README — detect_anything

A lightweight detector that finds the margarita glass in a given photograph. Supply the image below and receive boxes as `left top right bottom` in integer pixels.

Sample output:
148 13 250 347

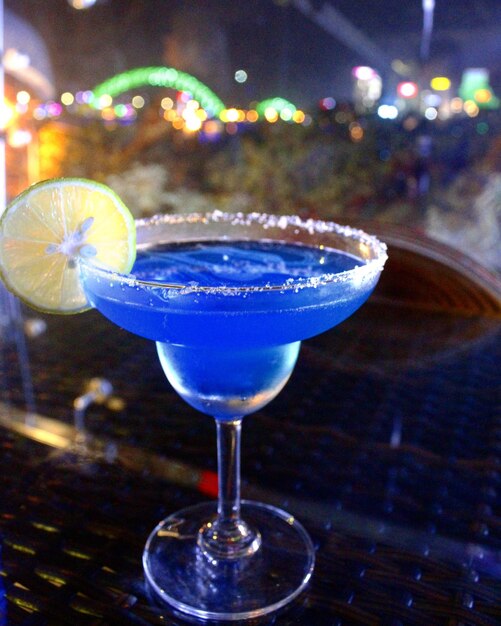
80 211 387 621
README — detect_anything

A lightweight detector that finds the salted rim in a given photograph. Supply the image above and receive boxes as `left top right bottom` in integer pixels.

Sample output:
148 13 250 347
80 211 388 294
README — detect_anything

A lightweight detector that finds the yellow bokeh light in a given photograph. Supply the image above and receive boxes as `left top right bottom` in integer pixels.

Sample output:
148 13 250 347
264 107 278 123
293 110 305 123
164 109 177 121
474 88 492 104
464 100 479 117
100 107 115 121
131 95 145 109
430 76 451 91
225 108 239 123
61 92 74 106
184 116 202 132
98 94 113 109
161 97 174 110
0 100 16 130
172 117 184 130
280 108 293 121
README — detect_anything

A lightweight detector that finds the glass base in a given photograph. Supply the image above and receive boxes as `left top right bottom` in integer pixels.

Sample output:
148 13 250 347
143 500 315 622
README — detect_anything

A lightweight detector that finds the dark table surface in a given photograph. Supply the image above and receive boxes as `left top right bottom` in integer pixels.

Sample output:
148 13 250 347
0 228 500 625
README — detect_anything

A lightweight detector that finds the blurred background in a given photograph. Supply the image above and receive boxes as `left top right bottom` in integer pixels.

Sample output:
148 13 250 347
2 0 501 272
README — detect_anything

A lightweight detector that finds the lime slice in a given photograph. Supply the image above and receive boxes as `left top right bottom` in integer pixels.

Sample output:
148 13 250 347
0 177 136 314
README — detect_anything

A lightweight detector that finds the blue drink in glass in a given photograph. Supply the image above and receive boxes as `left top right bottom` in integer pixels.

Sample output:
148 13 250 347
81 212 387 621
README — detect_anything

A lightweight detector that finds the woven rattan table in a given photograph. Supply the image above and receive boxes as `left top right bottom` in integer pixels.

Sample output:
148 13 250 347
0 227 500 625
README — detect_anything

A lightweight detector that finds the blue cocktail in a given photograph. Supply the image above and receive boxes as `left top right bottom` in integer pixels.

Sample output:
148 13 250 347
81 211 387 621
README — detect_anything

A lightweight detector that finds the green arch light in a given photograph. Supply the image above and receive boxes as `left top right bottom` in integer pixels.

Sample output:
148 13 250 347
256 97 298 120
91 66 226 116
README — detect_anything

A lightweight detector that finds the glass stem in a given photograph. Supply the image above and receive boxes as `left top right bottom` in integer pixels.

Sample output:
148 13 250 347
197 418 261 560
217 418 242 522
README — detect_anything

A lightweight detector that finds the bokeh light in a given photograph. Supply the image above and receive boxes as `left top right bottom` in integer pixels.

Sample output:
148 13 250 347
320 97 336 110
61 92 74 106
234 70 248 83
0 101 16 129
397 82 418 98
424 107 438 120
430 77 451 91
68 0 97 8
378 104 398 119
8 129 32 148
352 66 376 81
161 97 174 110
474 88 492 104
464 100 479 117
98 94 113 109
132 95 145 109
16 91 31 106
349 122 364 141
264 107 279 123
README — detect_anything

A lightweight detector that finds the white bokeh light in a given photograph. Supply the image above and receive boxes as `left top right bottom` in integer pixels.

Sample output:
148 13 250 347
234 69 248 83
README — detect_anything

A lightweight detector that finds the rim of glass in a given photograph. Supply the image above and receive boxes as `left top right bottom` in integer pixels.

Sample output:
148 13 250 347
81 211 388 293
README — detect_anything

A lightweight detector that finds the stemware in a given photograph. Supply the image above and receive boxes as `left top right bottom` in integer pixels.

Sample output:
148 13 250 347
80 211 387 621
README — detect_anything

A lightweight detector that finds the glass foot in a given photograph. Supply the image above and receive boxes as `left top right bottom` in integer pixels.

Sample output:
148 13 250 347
143 500 315 621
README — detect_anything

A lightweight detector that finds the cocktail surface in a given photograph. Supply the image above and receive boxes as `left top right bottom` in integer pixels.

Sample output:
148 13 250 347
132 240 359 287
82 239 376 347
